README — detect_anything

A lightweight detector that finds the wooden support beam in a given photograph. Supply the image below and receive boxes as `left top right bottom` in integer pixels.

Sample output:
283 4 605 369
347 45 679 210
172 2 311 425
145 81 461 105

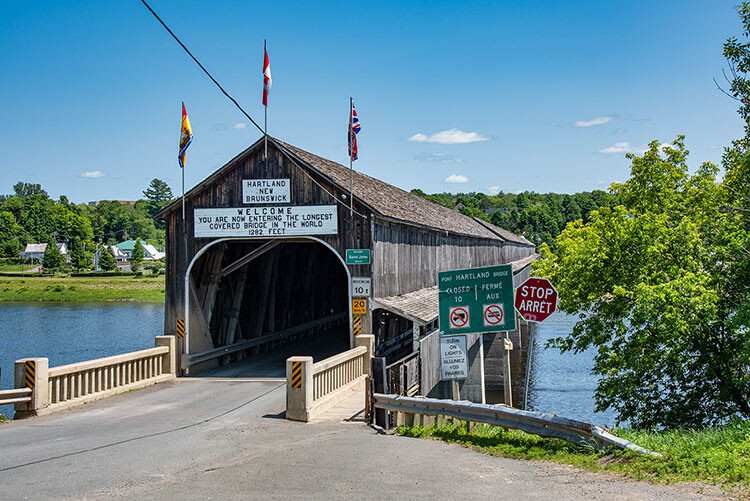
251 252 276 339
220 240 281 278
224 267 249 346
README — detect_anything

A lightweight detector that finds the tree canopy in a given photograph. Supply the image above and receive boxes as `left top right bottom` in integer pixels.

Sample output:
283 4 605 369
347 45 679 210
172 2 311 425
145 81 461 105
534 5 750 428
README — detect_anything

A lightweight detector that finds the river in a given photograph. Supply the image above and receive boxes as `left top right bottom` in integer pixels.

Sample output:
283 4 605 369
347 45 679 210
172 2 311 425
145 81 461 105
0 304 616 426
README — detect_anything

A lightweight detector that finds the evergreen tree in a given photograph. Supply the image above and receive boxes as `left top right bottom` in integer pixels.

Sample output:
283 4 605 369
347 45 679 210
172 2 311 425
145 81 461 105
42 237 64 271
131 238 144 270
98 246 116 271
69 237 89 270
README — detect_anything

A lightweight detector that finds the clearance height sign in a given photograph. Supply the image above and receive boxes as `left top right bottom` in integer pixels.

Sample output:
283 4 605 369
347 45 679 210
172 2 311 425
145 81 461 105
438 264 516 336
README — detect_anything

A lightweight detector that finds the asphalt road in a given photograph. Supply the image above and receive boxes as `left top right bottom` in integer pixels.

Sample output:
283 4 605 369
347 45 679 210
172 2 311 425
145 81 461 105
0 377 722 500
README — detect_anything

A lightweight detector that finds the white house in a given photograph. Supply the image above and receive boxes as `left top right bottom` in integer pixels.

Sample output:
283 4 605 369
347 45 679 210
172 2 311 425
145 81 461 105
19 243 71 264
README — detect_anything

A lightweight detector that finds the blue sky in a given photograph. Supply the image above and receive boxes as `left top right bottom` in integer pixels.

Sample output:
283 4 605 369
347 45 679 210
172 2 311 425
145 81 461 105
0 1 744 202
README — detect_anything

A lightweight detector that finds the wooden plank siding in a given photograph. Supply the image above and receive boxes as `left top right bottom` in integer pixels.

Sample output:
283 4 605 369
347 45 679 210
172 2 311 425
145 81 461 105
162 141 372 337
372 220 534 298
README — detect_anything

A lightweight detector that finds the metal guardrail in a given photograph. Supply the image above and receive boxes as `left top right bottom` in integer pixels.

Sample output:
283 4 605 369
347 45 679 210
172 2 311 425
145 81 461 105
0 388 32 405
373 394 660 456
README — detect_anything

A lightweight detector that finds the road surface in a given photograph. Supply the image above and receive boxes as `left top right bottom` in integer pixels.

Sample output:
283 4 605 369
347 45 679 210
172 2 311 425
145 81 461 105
0 377 721 500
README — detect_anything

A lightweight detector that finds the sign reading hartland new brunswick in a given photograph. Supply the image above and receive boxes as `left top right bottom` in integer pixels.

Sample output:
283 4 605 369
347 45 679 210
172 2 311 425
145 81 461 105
194 206 337 238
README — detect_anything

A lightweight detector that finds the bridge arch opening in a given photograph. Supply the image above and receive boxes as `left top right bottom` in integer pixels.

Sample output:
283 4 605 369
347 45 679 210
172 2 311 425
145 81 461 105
183 237 352 376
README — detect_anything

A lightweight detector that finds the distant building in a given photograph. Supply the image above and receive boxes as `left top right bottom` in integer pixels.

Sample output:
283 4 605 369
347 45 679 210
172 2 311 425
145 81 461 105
93 245 129 271
87 200 138 206
19 243 71 264
113 240 165 260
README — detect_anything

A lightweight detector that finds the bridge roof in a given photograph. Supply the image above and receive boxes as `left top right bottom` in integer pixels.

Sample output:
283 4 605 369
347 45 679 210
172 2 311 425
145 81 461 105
157 136 532 245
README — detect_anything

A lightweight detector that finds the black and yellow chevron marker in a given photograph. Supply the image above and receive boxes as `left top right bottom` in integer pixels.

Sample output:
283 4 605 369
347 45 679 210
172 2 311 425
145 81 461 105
291 361 302 389
24 360 35 389
176 318 185 339
353 316 362 336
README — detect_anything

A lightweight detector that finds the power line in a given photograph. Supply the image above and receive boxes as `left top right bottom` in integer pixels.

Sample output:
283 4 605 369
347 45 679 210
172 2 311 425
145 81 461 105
139 0 367 219
139 0 264 135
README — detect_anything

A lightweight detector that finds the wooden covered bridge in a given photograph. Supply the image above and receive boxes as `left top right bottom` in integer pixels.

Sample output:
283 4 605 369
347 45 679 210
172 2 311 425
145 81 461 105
157 136 536 399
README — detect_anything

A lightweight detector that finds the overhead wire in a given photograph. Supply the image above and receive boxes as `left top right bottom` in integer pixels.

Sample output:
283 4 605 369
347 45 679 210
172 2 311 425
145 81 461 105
139 0 367 219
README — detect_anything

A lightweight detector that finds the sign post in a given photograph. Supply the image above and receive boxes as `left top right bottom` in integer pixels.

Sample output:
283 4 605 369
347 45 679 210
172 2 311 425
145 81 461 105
514 277 558 410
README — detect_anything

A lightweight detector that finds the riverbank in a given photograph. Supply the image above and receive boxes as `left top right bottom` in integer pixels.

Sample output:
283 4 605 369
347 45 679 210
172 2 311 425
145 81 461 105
397 421 750 498
0 275 165 302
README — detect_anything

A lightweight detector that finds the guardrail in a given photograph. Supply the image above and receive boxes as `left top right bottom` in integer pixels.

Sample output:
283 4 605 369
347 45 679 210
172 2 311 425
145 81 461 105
286 334 374 422
373 394 659 456
12 336 177 419
0 388 32 405
182 312 347 370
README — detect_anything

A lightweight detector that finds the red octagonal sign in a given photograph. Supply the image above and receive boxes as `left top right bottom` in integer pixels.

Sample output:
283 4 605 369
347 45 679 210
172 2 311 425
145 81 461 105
514 277 558 323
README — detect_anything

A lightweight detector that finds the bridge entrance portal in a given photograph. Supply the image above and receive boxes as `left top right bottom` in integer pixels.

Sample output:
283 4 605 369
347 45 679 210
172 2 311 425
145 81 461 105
182 237 351 377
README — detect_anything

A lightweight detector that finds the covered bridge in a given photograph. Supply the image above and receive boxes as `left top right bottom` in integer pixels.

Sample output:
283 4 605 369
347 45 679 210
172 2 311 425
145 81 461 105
157 136 536 380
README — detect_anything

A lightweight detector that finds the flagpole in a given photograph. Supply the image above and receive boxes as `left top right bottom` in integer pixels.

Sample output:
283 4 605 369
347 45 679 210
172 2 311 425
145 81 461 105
264 40 268 161
181 102 186 223
349 96 353 222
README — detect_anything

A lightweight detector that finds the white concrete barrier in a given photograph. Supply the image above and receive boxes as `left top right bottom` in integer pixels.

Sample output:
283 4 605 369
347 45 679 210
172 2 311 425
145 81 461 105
287 334 373 422
14 336 177 418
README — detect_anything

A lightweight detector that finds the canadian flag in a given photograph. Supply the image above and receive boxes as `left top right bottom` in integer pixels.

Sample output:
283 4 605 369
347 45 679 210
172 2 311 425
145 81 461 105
263 42 272 106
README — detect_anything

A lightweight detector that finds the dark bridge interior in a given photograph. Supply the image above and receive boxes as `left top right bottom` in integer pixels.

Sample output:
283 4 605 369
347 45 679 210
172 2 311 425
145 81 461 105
189 239 350 377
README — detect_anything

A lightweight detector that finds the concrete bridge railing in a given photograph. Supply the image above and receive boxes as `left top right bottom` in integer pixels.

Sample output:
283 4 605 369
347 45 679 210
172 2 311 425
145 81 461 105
286 335 374 422
13 336 177 418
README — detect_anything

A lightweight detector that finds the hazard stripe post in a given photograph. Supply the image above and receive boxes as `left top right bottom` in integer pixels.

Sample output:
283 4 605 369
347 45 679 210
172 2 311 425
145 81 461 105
353 316 362 336
286 356 313 421
176 318 185 339
14 357 49 418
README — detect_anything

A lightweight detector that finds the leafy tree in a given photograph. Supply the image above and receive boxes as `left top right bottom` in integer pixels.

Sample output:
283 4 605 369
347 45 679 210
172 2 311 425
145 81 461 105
12 182 47 200
42 237 64 271
535 136 750 428
98 246 117 271
69 237 89 270
131 238 144 269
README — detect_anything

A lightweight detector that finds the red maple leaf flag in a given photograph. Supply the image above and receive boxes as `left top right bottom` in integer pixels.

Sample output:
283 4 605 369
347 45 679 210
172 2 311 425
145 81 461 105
263 42 272 106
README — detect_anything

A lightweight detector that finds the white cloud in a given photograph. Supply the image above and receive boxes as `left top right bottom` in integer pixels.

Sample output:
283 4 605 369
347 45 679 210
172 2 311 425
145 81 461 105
408 128 490 144
233 123 248 129
415 152 463 163
80 171 105 178
444 174 469 183
599 142 647 154
488 186 501 195
574 116 613 127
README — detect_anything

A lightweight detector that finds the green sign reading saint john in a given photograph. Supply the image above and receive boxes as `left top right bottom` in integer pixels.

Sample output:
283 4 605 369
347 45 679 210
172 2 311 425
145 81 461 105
438 264 516 336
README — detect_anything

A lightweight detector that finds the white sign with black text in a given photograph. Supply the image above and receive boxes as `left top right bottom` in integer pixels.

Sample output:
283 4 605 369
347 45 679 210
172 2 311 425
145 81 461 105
242 179 290 204
440 335 468 380
351 277 371 297
194 206 338 238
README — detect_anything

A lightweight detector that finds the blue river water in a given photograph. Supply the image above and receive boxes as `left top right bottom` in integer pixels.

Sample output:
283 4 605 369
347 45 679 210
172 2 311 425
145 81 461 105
0 302 163 419
0 304 616 425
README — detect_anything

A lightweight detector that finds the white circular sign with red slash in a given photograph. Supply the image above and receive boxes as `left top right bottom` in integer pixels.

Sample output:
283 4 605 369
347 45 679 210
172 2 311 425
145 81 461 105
483 303 504 327
449 306 470 329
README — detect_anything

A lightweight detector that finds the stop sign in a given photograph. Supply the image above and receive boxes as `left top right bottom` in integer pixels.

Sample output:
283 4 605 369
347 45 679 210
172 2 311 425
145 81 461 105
514 277 558 322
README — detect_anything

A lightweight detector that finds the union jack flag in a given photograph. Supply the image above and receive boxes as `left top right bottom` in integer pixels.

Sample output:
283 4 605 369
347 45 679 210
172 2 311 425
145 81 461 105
348 101 361 161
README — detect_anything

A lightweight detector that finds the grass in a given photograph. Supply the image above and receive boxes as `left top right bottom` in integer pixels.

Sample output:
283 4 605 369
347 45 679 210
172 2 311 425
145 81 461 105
0 264 38 273
0 274 165 302
396 420 750 497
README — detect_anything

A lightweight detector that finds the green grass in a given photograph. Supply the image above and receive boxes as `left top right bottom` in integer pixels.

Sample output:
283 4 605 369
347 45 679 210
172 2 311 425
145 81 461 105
0 275 165 302
0 264 38 273
0 414 6 423
396 420 750 497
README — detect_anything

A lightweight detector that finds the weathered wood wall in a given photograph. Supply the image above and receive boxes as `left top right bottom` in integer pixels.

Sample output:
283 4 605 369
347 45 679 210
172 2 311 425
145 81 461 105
162 144 371 337
372 220 535 298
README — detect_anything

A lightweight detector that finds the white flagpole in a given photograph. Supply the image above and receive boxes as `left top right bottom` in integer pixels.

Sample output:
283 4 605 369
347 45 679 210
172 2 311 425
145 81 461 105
264 40 268 160
349 97 353 221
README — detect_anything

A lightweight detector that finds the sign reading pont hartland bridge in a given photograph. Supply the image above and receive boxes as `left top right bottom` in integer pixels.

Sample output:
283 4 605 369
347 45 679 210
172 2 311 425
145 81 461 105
438 264 516 336
194 205 338 238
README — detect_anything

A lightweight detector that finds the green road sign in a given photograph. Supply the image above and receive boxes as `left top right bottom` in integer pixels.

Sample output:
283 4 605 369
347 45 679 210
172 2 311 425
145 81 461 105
346 249 370 265
438 264 516 335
